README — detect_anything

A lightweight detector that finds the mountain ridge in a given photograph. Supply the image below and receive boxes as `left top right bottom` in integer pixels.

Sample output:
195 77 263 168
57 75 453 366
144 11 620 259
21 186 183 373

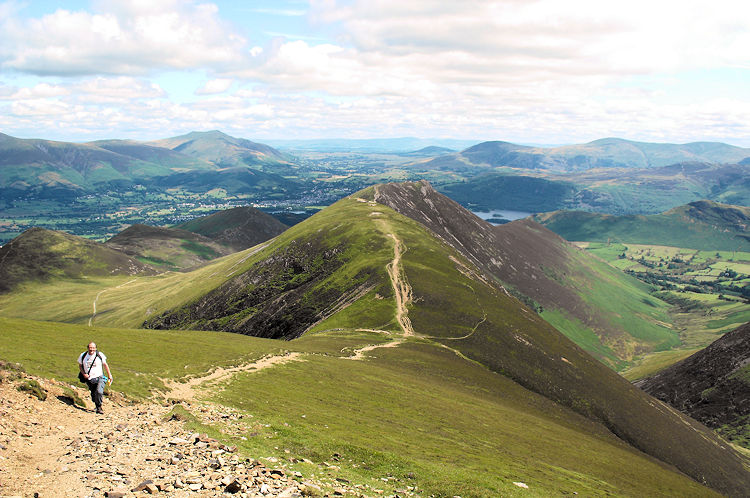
175 206 288 252
0 227 156 293
0 131 297 201
433 137 750 172
534 199 750 251
138 183 749 495
372 180 677 366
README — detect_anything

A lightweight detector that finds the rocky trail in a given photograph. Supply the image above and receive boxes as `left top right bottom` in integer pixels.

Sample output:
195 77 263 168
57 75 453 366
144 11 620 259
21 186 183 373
0 357 376 498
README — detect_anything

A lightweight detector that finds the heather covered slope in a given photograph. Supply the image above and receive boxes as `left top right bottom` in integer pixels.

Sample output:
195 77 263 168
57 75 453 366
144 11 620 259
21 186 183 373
0 227 155 293
535 200 750 251
105 224 234 270
373 181 678 367
637 321 750 448
175 206 288 252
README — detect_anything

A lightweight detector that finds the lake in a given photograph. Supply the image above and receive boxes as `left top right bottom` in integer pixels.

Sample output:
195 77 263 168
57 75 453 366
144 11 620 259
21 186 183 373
471 209 532 224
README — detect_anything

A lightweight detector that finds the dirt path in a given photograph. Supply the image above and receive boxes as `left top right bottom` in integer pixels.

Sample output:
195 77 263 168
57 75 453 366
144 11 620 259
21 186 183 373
162 352 304 402
0 352 315 497
88 278 138 326
385 233 414 337
344 339 405 360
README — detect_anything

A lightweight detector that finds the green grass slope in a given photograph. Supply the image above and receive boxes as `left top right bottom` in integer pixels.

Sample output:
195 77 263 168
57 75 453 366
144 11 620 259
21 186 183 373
0 227 155 293
0 185 748 494
0 318 726 496
104 224 233 270
148 187 749 495
535 200 750 251
175 206 288 252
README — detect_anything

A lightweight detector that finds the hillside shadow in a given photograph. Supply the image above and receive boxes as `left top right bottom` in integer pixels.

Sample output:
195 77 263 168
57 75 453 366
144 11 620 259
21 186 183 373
57 395 88 412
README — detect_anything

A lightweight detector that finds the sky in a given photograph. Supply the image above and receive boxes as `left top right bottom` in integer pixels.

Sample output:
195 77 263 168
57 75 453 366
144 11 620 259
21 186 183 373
1 0 750 145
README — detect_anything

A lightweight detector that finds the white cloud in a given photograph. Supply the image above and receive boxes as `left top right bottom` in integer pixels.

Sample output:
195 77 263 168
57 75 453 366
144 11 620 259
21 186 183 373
0 1 248 76
196 78 234 95
1 0 749 145
0 83 69 100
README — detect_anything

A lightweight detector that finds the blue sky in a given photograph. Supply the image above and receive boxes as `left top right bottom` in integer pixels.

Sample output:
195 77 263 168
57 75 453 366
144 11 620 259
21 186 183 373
1 0 750 146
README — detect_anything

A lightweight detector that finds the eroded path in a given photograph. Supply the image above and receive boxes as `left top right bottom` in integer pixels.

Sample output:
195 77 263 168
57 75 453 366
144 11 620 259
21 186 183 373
162 352 304 402
385 233 414 338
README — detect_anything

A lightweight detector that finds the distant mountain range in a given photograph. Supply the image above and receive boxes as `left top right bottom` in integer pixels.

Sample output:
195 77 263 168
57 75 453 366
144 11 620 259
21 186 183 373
0 130 298 201
263 137 478 152
147 130 295 175
425 137 750 172
441 162 750 214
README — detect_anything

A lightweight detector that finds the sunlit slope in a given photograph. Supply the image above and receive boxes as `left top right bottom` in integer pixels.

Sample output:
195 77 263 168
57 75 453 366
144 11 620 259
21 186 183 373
0 197 397 331
534 200 750 251
0 241 279 327
105 224 233 270
372 181 678 368
144 196 402 338
217 334 723 497
0 317 282 398
0 318 719 497
0 227 156 293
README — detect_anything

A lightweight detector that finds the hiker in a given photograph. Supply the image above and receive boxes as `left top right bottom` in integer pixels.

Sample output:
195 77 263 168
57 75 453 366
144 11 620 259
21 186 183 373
78 342 113 414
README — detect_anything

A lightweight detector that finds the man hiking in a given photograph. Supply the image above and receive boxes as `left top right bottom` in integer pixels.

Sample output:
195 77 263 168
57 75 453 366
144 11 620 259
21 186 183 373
78 342 113 414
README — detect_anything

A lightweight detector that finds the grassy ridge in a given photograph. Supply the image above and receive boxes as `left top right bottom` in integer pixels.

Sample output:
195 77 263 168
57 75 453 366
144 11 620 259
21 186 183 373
0 227 155 293
372 181 678 367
